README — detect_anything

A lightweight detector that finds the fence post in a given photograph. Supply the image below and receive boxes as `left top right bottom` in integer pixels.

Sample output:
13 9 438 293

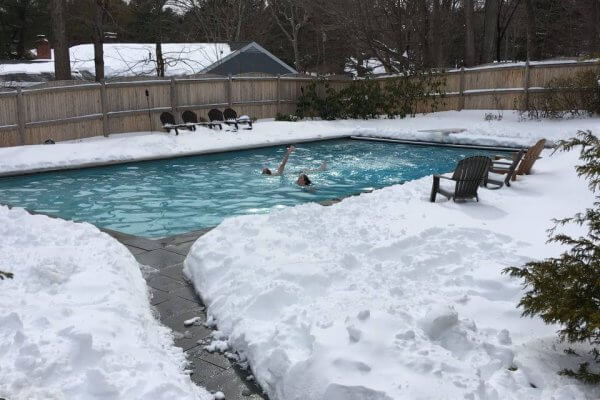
170 77 179 123
16 88 26 145
523 59 531 110
227 74 233 106
458 67 465 111
276 74 281 115
100 81 109 137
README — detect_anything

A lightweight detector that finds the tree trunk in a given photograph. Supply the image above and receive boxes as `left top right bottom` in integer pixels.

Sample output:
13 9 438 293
464 0 476 66
156 41 165 77
430 0 443 67
292 32 301 72
524 0 538 60
482 0 499 63
92 0 105 82
591 0 600 56
50 0 71 80
417 0 431 67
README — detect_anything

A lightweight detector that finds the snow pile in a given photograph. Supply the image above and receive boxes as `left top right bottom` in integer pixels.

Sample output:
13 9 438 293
184 149 600 400
0 206 211 399
1 110 599 176
0 43 231 77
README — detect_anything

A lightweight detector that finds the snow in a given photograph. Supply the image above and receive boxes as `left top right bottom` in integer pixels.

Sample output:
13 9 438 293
1 110 599 176
184 147 600 400
0 206 212 400
0 43 232 77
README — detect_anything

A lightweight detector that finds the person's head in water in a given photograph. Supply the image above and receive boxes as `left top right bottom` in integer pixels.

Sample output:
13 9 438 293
297 173 311 186
262 167 272 175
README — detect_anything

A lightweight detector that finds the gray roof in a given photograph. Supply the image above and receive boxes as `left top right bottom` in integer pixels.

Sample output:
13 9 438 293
202 42 297 75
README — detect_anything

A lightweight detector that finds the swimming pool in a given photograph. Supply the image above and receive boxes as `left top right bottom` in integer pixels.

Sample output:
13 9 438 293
0 139 499 238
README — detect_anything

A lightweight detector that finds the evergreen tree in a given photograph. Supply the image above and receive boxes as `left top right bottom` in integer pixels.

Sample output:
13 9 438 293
504 130 600 383
0 270 13 280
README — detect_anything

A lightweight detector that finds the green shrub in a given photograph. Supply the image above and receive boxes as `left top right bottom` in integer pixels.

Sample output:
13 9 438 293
275 113 300 122
295 72 445 121
522 69 600 119
504 130 600 383
0 270 13 280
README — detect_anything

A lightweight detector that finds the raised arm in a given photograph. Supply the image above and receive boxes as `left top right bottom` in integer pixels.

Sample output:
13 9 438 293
277 145 295 175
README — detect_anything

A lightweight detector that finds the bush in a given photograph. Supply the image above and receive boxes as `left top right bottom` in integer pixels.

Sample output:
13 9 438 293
295 72 445 121
521 69 600 119
275 113 300 122
504 130 600 383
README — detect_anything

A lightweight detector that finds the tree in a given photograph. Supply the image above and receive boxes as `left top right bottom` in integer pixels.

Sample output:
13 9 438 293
91 0 106 82
269 0 311 72
50 0 71 79
464 0 476 66
0 271 14 280
524 0 538 60
505 130 600 383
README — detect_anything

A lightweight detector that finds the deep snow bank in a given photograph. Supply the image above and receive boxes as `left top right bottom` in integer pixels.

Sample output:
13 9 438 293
184 149 600 400
0 207 211 400
1 110 599 176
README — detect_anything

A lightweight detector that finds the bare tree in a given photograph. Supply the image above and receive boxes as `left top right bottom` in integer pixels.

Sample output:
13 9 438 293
269 0 311 72
50 0 71 79
91 0 106 81
482 0 499 63
464 0 476 66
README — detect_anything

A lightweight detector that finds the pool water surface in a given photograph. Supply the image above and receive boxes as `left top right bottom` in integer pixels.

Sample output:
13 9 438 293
0 139 498 238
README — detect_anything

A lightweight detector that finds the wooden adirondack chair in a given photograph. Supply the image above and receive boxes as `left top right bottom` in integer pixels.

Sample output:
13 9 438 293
209 108 238 130
181 110 222 130
224 108 253 130
430 156 491 202
160 112 191 135
485 148 526 188
516 138 546 176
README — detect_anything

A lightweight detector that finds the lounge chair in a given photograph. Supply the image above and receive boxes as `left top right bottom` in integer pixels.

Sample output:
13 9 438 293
515 138 546 176
160 112 191 135
492 138 546 181
484 148 526 189
224 108 253 130
181 110 222 130
209 108 238 130
430 156 491 202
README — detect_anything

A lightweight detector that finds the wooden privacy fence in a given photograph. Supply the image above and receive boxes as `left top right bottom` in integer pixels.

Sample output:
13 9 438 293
0 60 598 147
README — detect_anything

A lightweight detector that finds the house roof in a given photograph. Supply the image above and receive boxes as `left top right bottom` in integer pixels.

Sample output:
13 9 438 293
202 42 297 74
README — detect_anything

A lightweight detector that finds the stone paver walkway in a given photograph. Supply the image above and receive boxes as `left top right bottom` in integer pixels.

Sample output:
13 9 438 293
103 228 266 400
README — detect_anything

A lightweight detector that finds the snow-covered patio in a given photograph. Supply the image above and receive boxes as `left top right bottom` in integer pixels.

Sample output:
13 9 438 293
1 110 600 399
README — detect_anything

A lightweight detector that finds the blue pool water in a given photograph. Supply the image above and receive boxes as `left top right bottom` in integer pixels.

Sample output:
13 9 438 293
0 139 498 238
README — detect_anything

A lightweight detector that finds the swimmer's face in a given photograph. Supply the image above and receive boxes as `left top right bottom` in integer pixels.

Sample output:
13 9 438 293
262 168 272 175
297 174 310 186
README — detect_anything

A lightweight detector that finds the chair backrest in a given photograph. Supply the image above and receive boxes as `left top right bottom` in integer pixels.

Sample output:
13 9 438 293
504 148 526 185
451 156 491 199
223 108 237 121
160 112 176 126
208 108 224 122
182 110 198 124
517 138 546 175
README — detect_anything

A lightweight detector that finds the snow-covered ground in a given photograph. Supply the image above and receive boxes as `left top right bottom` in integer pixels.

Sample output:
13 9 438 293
0 206 212 400
0 43 232 78
184 148 600 400
1 110 599 176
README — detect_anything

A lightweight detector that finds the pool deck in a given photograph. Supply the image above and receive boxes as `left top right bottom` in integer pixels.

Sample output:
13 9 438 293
102 227 267 400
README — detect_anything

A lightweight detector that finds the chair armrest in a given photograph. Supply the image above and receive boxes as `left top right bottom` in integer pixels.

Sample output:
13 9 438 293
434 175 454 181
492 160 512 166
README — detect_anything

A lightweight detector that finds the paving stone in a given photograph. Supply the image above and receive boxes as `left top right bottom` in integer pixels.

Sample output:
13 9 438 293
147 274 185 292
164 241 195 256
159 229 212 247
172 284 201 302
205 368 265 399
125 245 147 255
164 309 211 351
154 296 200 319
135 249 185 268
194 348 232 370
189 358 227 387
149 287 170 306
159 263 188 283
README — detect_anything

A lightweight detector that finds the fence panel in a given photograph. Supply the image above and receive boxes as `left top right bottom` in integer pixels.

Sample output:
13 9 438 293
0 62 596 147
